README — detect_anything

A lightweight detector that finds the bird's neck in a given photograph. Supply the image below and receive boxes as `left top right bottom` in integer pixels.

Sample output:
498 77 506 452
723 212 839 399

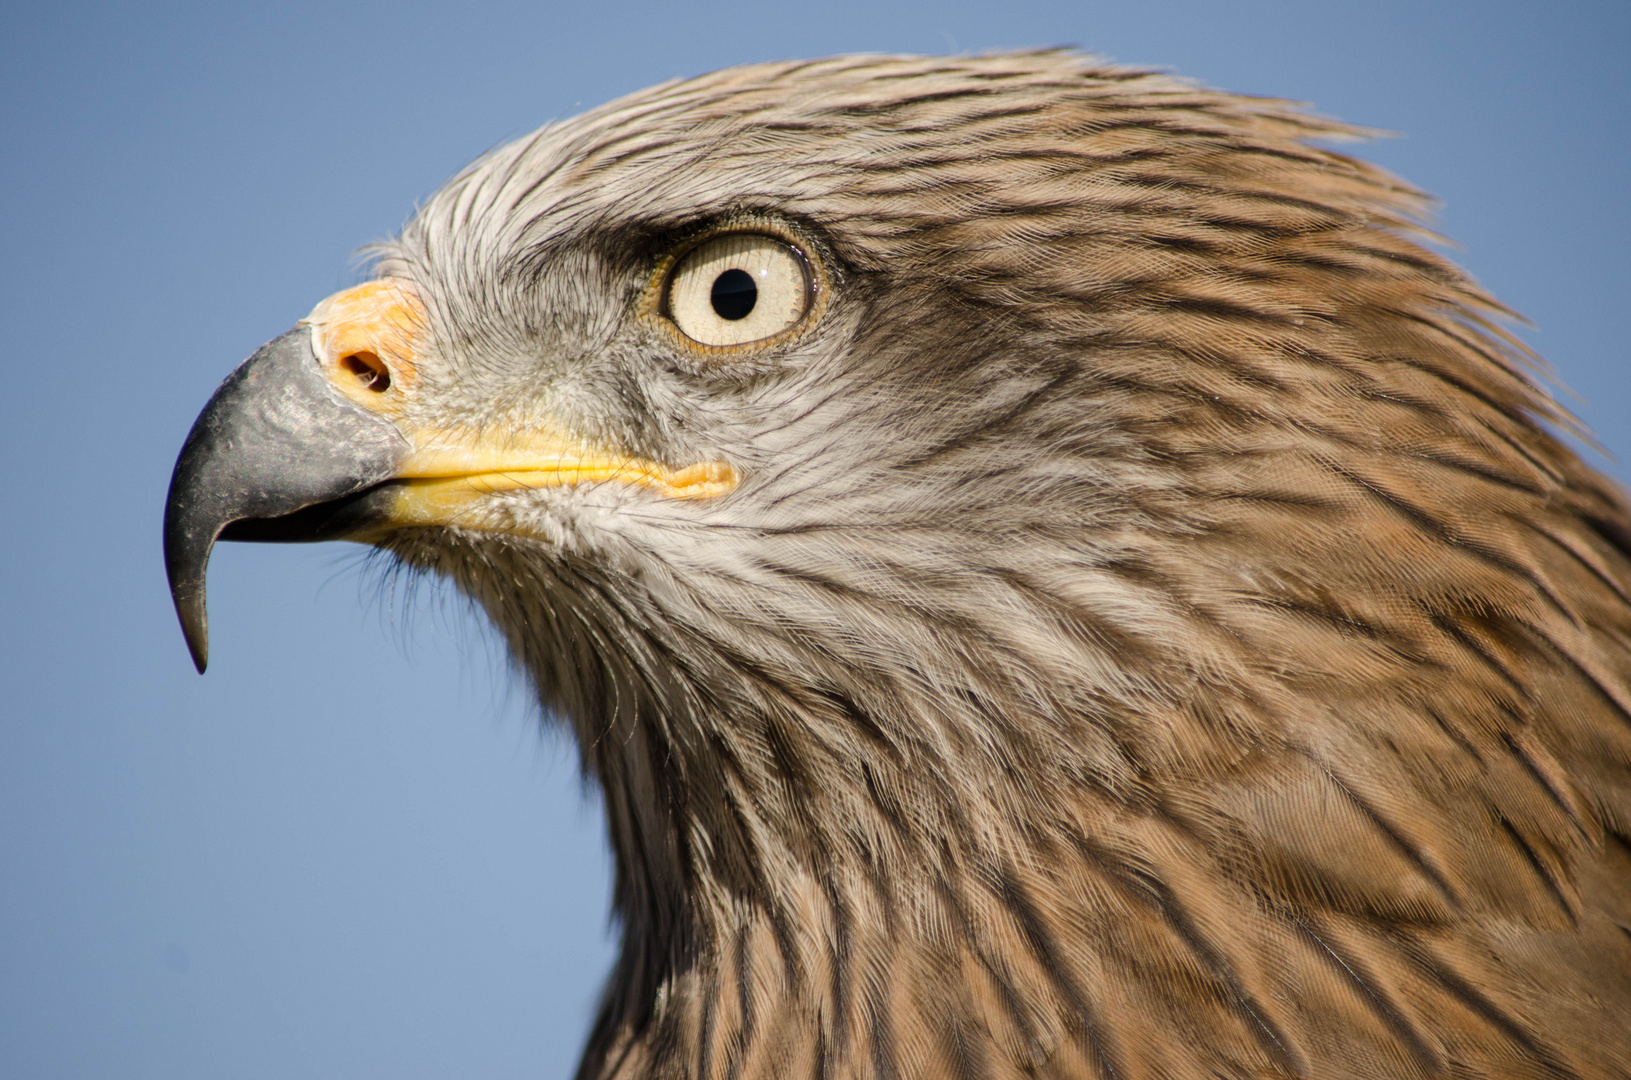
569 673 1139 1080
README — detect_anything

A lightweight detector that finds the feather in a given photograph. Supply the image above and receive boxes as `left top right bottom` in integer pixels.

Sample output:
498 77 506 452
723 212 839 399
183 51 1631 1080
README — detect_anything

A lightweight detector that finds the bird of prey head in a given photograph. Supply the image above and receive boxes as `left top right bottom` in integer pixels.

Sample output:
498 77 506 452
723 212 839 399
165 53 1631 1080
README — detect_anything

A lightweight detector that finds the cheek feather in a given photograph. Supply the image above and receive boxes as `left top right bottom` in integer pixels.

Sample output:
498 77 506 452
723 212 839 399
167 50 1631 1080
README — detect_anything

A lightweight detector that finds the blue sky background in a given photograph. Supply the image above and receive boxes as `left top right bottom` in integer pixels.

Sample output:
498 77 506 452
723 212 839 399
2 1 1627 1077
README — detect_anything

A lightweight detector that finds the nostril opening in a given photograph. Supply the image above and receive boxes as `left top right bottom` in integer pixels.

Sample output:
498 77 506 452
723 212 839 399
340 351 391 392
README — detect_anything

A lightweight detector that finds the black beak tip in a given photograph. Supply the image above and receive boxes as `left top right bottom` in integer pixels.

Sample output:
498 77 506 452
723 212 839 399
160 576 210 670
163 509 214 674
180 602 209 674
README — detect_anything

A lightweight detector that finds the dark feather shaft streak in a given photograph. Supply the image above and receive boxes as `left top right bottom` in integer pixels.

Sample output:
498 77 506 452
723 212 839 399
342 52 1631 1079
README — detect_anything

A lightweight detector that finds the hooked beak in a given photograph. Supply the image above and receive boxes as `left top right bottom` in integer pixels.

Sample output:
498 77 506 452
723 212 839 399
164 279 737 673
162 324 412 673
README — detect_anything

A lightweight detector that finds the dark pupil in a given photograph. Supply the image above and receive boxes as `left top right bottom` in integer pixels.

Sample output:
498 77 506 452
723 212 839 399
710 268 758 320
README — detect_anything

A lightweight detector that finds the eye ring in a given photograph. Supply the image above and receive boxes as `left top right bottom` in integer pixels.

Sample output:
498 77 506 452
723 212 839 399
648 224 825 354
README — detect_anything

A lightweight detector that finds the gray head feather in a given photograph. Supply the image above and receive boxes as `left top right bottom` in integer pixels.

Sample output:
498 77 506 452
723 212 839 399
354 52 1631 1080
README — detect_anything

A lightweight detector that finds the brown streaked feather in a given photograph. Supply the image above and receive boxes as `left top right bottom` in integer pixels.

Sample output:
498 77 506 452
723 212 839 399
370 52 1631 1080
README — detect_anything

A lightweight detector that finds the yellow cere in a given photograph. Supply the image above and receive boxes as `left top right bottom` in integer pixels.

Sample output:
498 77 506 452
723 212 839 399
301 280 739 531
302 278 427 408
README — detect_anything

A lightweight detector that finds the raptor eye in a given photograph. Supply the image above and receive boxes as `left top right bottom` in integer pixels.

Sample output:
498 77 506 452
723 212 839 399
666 233 809 347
